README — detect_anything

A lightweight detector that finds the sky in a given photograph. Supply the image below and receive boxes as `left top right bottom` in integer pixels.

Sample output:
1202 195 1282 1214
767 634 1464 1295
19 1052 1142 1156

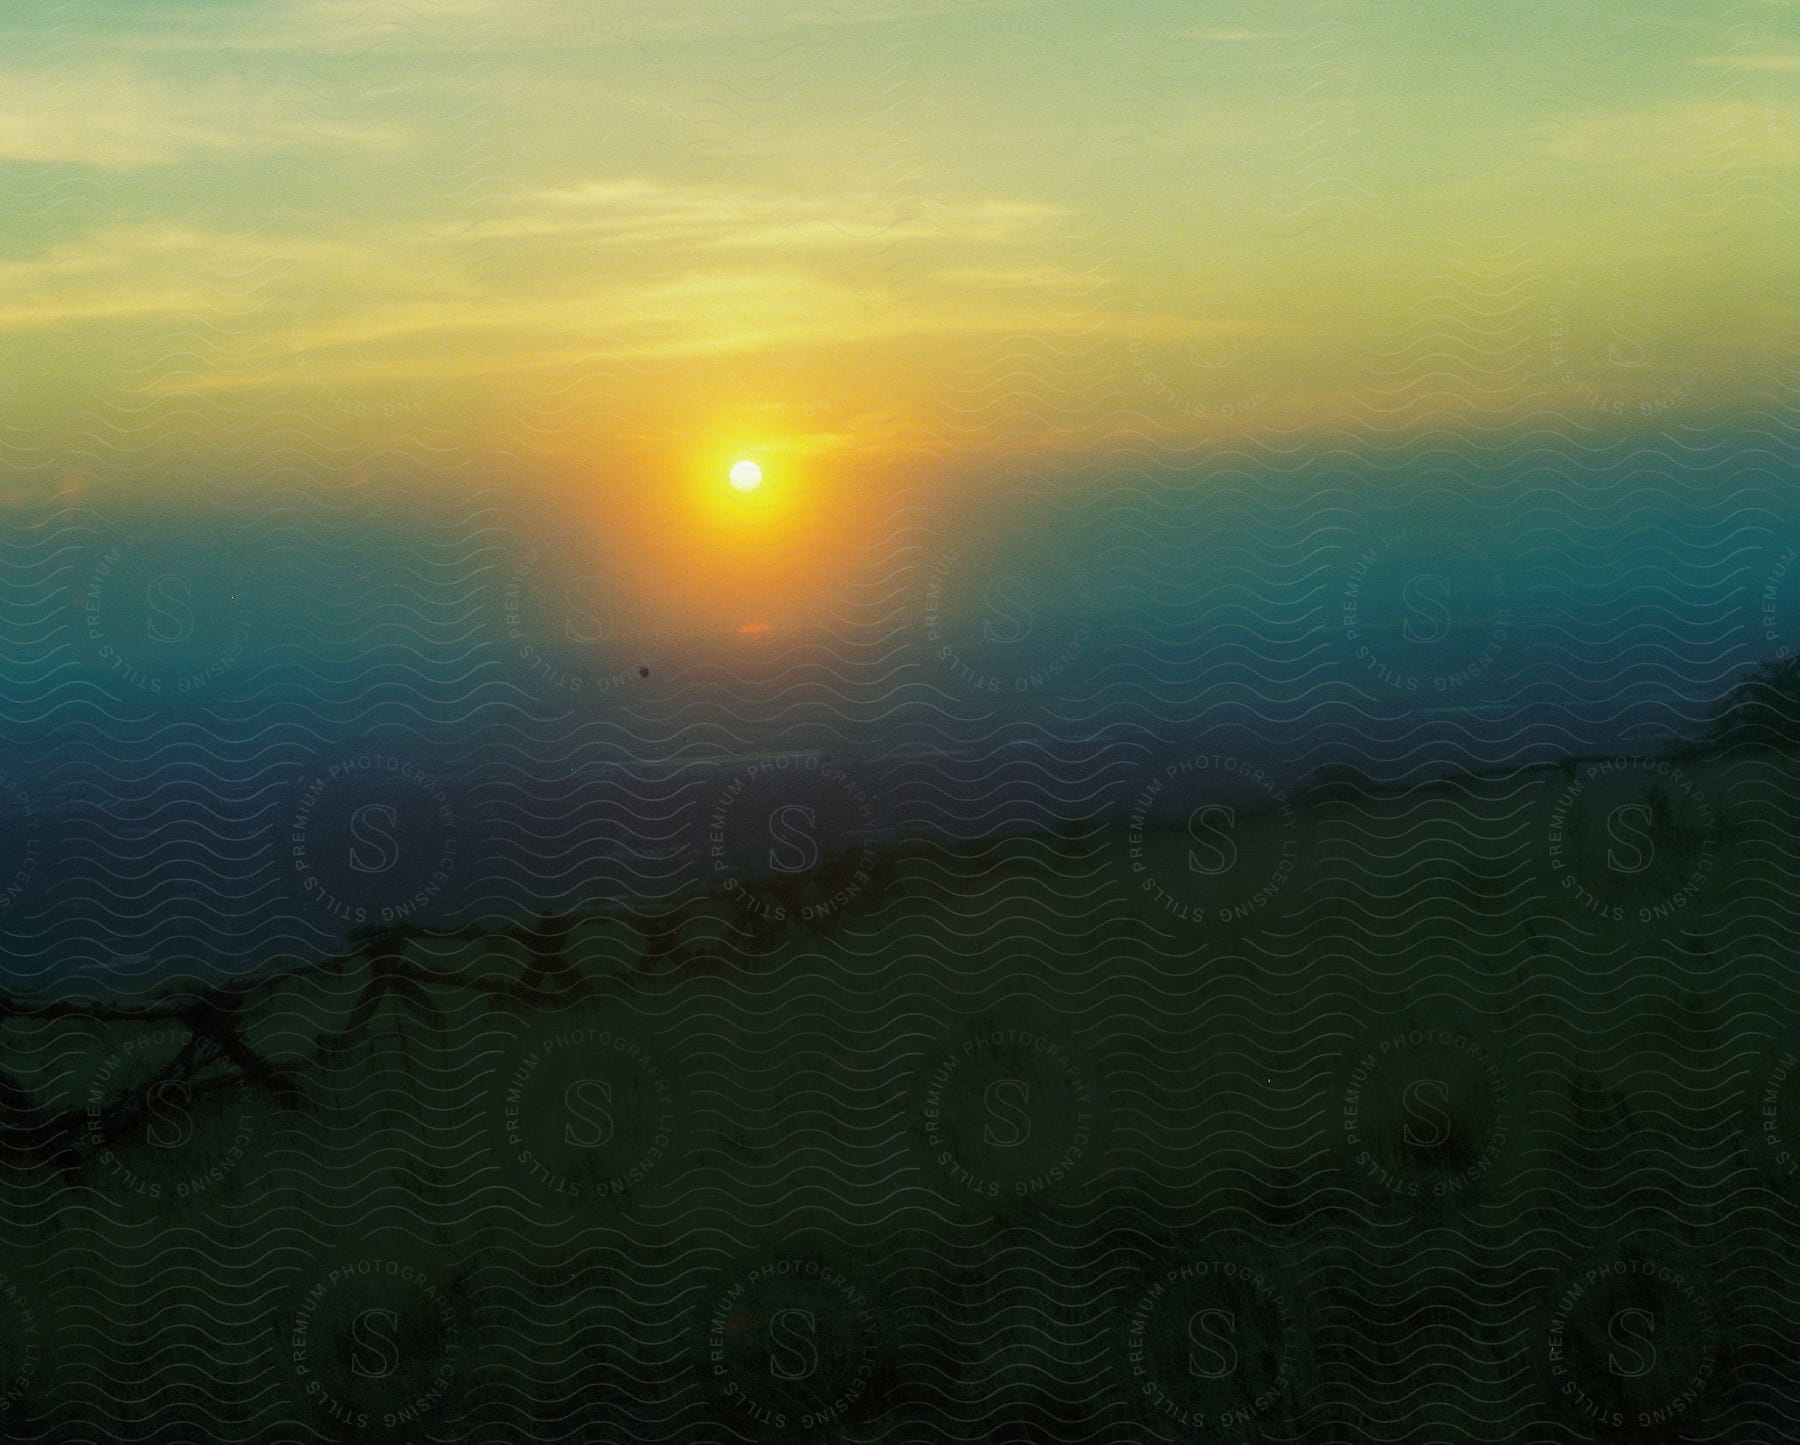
2 0 1796 638
0 0 1794 980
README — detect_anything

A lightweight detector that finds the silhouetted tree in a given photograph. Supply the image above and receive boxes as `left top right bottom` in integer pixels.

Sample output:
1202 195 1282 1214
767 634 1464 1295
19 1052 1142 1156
1704 655 1800 754
319 922 475 1054
495 911 590 1006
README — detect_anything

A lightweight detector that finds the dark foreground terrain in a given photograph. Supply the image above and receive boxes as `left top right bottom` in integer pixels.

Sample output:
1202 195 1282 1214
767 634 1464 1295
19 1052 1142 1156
2 699 1798 1443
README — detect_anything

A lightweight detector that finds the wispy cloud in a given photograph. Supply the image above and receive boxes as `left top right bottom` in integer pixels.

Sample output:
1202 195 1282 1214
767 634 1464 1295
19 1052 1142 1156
0 66 404 167
1540 100 1800 172
1178 27 1300 43
1693 52 1800 72
0 226 372 332
489 178 1066 251
932 264 1107 291
102 0 1060 54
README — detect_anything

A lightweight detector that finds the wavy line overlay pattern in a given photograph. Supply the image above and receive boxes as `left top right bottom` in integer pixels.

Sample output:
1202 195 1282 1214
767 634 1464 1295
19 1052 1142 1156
3 3 1799 1442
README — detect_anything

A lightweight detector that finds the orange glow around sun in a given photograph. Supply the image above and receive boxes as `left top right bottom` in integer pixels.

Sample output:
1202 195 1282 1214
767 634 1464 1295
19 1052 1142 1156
525 430 884 644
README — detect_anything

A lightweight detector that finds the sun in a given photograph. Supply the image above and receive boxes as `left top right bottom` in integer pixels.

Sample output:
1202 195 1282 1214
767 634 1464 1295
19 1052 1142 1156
729 459 762 492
